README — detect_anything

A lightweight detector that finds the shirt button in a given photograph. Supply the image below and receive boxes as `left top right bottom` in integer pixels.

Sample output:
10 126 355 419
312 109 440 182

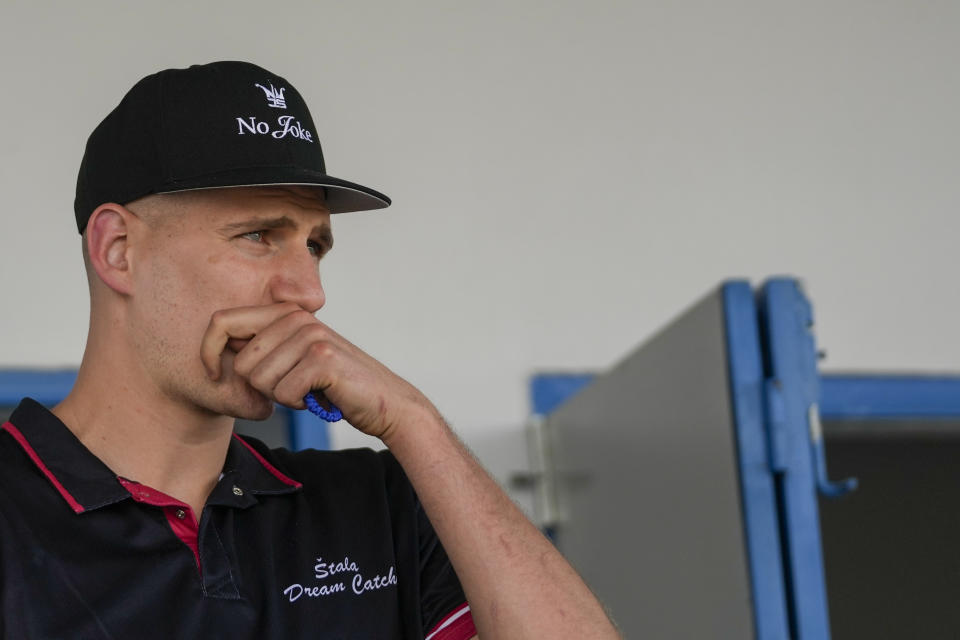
232 486 244 496
175 509 186 520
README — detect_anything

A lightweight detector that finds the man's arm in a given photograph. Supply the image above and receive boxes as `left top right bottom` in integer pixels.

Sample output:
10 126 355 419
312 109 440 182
202 303 620 638
383 404 619 639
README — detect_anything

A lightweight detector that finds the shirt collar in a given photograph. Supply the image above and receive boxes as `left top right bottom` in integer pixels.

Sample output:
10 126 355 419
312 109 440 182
3 398 302 514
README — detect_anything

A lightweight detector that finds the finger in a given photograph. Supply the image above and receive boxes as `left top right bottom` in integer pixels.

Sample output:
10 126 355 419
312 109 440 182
200 302 303 379
232 309 321 380
243 324 334 402
272 347 341 410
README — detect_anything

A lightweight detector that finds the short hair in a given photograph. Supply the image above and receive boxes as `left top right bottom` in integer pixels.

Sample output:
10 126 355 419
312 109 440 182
80 192 192 296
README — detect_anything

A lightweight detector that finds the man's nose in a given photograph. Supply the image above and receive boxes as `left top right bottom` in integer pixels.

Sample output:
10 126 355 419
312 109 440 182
269 253 326 313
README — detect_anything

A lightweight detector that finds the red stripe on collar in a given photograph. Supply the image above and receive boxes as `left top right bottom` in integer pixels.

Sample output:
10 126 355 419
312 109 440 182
2 421 85 514
232 433 303 488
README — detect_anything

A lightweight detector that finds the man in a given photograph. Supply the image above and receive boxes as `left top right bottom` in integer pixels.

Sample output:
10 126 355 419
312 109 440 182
0 61 619 639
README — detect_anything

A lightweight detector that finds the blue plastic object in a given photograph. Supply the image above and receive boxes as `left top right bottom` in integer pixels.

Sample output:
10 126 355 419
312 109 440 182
0 369 77 406
529 374 594 416
722 281 792 639
808 404 858 498
304 392 342 422
758 278 837 640
820 375 960 419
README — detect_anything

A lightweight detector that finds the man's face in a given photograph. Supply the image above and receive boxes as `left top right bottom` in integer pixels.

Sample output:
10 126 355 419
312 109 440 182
127 186 332 421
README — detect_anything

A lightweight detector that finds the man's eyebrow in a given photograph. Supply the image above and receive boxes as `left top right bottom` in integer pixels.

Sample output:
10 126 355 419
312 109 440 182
219 216 334 249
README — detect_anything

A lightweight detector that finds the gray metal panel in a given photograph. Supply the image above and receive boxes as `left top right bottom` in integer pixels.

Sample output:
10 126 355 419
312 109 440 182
547 287 753 638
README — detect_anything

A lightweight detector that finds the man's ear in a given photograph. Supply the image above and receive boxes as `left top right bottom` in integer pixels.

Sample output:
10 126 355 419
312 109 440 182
86 203 136 296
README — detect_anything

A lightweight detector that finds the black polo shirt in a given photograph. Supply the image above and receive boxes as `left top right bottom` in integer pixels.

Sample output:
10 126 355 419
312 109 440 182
0 398 477 640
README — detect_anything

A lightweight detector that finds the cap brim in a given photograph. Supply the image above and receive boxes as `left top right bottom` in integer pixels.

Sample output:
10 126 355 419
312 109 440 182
155 167 390 213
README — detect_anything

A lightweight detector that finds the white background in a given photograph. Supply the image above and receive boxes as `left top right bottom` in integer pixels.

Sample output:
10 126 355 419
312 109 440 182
1 1 958 497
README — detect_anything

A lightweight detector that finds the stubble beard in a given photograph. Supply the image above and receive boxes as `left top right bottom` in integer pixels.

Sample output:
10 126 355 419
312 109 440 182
203 350 276 421
133 258 277 423
167 369 276 422
140 333 275 423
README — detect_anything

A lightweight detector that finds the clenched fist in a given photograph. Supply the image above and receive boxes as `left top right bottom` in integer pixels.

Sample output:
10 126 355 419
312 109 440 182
200 302 434 442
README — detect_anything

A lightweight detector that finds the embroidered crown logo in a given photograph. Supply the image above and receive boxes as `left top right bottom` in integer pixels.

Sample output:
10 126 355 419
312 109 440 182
255 82 287 109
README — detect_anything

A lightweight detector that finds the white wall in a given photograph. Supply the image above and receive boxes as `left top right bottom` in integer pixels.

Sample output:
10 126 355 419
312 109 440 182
2 1 958 495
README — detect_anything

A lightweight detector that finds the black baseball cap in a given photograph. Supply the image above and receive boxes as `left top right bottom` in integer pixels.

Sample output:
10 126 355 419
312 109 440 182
74 61 390 234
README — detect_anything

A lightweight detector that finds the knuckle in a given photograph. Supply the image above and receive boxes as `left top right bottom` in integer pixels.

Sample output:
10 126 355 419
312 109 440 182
307 341 335 360
248 368 274 391
209 309 228 328
296 323 326 342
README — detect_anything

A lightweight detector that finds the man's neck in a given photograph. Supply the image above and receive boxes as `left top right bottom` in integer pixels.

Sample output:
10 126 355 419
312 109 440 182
52 350 234 518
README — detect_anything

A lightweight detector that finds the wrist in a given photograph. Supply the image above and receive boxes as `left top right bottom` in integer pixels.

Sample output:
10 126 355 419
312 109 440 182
380 400 450 458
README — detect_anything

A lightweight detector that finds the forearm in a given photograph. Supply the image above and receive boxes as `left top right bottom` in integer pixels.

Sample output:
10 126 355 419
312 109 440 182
383 406 620 639
205 304 618 636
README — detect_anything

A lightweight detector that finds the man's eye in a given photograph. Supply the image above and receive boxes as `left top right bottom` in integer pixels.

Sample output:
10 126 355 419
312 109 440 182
241 231 265 242
307 240 323 257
